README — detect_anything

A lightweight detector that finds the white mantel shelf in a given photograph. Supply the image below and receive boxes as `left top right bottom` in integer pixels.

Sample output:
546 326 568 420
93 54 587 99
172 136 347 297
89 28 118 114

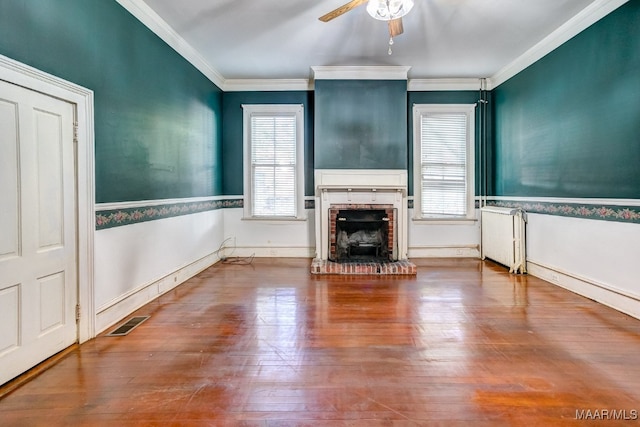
314 169 408 192
317 186 407 192
317 187 408 199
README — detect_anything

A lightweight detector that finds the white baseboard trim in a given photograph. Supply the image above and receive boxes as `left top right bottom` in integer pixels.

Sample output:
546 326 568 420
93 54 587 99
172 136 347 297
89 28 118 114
224 246 315 258
527 260 640 320
96 251 220 333
408 245 480 258
230 245 481 259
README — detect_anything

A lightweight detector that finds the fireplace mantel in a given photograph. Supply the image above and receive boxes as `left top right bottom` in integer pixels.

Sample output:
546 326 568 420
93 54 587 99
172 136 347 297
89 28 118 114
315 169 408 194
314 170 408 261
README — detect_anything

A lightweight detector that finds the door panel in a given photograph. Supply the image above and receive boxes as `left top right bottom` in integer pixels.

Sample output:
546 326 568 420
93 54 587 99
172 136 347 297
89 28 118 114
0 285 19 355
0 99 19 259
35 109 65 249
0 80 77 385
38 272 66 334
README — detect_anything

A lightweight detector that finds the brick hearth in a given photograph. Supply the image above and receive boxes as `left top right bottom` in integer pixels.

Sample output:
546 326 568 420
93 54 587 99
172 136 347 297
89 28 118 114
310 259 417 275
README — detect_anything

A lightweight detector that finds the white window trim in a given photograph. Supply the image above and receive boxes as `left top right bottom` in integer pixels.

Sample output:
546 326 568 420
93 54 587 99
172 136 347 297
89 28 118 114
412 103 476 221
242 104 305 221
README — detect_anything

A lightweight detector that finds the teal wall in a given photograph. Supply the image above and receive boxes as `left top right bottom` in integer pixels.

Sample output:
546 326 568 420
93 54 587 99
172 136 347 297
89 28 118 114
493 1 640 199
0 0 223 203
407 91 489 197
221 91 315 196
6 0 634 208
220 89 483 198
314 80 407 170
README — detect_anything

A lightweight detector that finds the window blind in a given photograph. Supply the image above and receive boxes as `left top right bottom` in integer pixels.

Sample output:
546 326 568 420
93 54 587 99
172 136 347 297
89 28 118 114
250 115 297 217
420 112 468 216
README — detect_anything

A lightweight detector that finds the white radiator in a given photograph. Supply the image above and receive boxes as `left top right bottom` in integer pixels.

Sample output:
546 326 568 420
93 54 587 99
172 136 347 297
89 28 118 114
481 206 527 274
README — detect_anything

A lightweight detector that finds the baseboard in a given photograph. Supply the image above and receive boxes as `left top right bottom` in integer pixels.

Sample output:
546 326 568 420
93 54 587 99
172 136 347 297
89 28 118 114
408 245 480 258
224 245 480 259
527 260 640 320
96 252 220 333
221 246 315 258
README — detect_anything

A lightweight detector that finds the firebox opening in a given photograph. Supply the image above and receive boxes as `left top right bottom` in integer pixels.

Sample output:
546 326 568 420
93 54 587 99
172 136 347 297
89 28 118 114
333 209 390 262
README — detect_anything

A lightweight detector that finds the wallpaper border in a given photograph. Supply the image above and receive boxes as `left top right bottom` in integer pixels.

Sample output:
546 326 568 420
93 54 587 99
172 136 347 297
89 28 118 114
96 197 318 230
486 199 640 224
96 196 640 229
96 198 242 230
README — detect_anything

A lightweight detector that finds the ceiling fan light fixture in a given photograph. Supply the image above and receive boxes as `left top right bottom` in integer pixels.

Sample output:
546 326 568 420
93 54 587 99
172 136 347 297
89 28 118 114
366 0 414 21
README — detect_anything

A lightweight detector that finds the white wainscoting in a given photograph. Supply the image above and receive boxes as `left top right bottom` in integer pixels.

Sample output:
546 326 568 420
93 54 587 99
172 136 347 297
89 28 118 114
222 205 481 259
94 209 225 333
526 213 640 319
222 208 315 258
407 208 481 258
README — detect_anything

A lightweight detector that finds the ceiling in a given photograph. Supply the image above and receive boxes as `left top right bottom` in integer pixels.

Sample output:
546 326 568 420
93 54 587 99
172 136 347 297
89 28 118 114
136 0 599 84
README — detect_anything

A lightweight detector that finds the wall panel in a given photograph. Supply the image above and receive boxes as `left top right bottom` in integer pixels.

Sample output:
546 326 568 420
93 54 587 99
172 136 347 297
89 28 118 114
0 0 223 203
314 80 407 170
493 1 640 199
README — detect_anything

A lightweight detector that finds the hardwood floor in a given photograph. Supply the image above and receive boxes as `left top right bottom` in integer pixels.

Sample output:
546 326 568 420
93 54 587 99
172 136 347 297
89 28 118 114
2 258 640 426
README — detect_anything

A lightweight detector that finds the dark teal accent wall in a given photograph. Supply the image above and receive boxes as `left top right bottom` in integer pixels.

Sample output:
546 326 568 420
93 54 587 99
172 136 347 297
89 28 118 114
221 91 315 196
314 80 407 170
0 0 222 203
407 91 489 197
493 1 640 198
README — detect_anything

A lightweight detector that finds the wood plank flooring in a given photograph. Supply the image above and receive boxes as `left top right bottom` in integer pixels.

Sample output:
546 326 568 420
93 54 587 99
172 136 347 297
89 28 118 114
2 258 640 426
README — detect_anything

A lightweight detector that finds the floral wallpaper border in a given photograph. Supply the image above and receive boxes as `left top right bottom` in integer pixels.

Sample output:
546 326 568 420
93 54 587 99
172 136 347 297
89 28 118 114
487 199 640 224
96 198 319 230
96 199 243 230
96 197 640 229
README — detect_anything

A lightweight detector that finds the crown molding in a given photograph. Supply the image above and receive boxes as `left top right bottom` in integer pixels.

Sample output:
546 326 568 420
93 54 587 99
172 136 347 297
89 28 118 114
312 65 411 81
408 78 483 92
226 77 482 92
117 0 626 92
115 0 226 90
224 79 313 92
490 0 629 89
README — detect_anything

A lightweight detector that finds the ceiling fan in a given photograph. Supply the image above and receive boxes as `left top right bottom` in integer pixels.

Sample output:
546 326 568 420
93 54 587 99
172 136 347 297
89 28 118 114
319 0 415 52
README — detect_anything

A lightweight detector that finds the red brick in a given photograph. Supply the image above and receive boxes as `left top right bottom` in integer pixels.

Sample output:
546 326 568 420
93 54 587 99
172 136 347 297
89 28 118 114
310 259 417 276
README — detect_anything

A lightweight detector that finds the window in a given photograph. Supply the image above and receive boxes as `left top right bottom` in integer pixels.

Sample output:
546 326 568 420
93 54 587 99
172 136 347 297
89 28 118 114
413 104 475 220
243 104 304 219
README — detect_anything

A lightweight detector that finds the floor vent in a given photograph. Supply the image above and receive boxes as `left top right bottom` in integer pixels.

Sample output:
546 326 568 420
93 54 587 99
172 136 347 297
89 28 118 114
106 316 150 336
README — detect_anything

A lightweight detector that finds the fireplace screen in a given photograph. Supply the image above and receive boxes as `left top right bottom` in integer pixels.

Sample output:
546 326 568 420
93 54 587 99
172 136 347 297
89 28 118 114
329 205 396 262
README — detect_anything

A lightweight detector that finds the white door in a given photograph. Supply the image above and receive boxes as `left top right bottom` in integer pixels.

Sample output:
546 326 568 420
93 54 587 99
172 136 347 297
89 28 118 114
0 80 77 385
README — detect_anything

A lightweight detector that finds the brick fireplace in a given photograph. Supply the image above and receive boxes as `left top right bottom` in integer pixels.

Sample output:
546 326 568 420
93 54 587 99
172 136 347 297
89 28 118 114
311 170 416 275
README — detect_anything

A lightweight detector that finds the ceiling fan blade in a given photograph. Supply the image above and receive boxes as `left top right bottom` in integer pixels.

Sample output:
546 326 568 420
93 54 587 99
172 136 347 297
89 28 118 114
388 18 404 37
319 0 369 22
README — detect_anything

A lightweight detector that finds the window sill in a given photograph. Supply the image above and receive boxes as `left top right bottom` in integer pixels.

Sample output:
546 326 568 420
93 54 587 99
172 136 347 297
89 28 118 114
241 216 307 223
412 217 478 225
